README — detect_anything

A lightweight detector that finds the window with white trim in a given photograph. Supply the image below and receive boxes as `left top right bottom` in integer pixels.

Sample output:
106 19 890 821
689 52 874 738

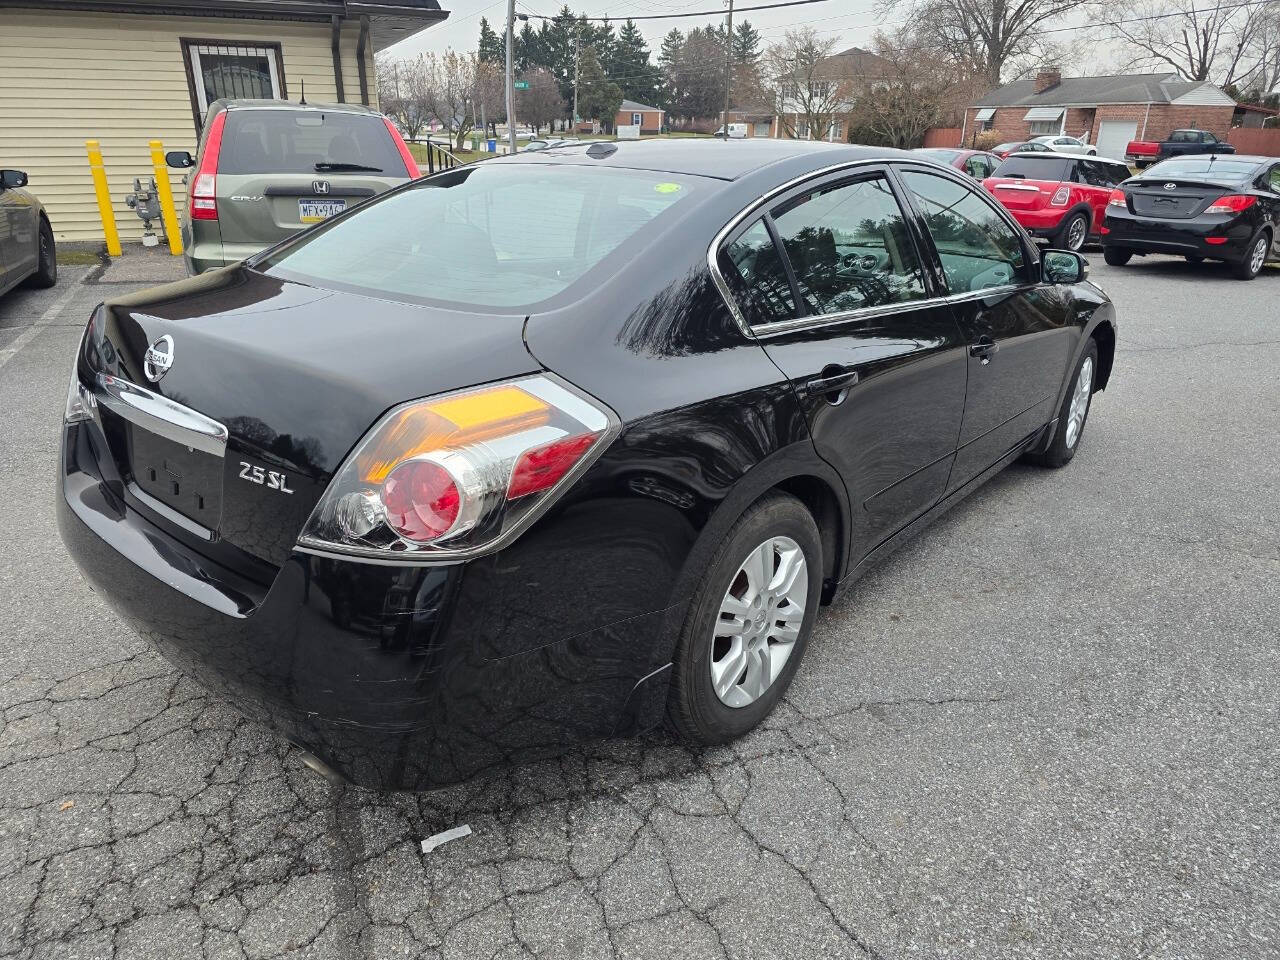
1028 119 1061 136
183 40 284 121
795 119 810 139
632 112 642 126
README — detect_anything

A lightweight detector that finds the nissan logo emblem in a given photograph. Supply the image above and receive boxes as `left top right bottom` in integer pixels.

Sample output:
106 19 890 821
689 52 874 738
143 335 175 383
312 180 330 195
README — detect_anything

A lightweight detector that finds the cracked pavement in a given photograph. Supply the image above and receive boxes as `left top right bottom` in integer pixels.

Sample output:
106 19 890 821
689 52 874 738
1 250 1277 959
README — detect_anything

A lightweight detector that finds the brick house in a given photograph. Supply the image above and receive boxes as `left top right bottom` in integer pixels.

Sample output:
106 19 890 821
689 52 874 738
613 100 665 134
964 68 1237 160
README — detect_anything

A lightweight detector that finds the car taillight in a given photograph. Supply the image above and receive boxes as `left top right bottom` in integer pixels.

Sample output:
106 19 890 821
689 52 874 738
1050 185 1071 206
1107 189 1126 208
384 117 421 178
1205 194 1256 214
299 374 619 559
189 110 226 221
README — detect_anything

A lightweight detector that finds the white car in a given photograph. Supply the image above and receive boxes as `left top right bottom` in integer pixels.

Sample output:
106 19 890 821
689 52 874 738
1031 135 1097 156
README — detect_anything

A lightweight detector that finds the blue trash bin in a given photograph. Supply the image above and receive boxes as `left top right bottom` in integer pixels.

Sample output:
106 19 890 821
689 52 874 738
486 138 496 153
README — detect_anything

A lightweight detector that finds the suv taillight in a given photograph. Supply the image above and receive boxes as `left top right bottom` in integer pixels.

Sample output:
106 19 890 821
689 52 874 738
1050 185 1071 206
1205 194 1257 214
383 117 421 178
189 110 226 221
298 375 619 560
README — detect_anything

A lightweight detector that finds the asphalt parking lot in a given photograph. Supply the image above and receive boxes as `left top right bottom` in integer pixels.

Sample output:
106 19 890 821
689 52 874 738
1 250 1276 960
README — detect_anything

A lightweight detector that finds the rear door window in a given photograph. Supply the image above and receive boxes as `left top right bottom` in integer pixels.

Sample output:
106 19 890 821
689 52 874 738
769 175 929 316
899 169 1029 294
219 110 408 176
722 220 798 326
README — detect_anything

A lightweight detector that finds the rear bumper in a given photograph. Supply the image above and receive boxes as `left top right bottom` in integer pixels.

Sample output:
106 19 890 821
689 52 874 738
183 238 267 275
1102 209 1256 260
1007 209 1069 236
57 419 682 790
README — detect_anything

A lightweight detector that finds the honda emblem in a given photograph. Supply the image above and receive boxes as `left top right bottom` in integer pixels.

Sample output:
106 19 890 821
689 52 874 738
312 180 330 195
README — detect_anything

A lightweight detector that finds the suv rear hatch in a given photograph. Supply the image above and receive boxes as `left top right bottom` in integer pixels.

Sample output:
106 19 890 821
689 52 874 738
81 268 536 574
216 108 414 250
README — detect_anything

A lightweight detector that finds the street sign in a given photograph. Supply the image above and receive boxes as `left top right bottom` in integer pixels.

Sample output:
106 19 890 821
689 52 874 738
514 81 529 90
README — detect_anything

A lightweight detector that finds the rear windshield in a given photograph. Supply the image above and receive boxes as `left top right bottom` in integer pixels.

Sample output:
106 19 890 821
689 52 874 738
218 109 408 177
259 164 698 308
1142 157 1257 180
992 156 1071 181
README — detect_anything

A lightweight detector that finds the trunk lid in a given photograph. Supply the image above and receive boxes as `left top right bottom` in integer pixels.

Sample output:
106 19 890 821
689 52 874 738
215 107 411 249
987 178 1058 211
85 266 537 568
1125 178 1230 219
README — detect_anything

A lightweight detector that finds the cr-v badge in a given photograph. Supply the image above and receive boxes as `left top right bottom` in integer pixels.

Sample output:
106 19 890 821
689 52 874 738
143 335 175 383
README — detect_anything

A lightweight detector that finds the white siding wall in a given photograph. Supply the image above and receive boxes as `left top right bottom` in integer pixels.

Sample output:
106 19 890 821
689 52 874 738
0 10 377 244
1171 84 1237 106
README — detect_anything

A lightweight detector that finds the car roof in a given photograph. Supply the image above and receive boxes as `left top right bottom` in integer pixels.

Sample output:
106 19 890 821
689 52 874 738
1001 151 1128 166
1144 153 1270 164
499 138 918 181
212 98 382 117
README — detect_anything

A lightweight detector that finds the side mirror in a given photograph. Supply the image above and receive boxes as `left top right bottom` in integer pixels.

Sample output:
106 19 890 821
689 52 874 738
0 169 29 190
1042 249 1088 284
165 151 195 169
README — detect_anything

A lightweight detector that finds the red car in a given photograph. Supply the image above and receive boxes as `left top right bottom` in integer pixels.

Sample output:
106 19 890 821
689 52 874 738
983 153 1131 251
911 147 1003 180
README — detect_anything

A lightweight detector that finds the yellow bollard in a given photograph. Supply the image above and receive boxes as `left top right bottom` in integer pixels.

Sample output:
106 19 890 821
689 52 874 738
85 140 122 257
148 140 184 256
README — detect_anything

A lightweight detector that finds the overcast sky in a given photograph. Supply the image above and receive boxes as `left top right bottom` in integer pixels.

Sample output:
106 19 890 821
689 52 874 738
382 0 888 63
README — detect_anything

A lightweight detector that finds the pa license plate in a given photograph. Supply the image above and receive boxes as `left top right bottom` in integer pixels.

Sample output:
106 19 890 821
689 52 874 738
299 199 345 223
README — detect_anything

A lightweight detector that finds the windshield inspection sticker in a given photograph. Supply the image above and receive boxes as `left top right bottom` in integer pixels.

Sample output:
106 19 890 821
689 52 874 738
654 182 682 194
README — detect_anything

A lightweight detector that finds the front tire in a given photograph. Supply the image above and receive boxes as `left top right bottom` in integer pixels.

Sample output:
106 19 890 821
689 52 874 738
24 217 57 289
666 493 822 745
1231 232 1269 281
1058 212 1088 252
1103 247 1132 266
1028 339 1098 469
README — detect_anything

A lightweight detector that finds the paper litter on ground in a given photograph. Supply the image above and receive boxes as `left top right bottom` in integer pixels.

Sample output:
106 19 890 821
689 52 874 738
421 824 472 854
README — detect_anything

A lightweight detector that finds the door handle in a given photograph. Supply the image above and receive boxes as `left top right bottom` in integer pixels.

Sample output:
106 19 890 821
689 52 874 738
805 365 860 402
969 337 999 364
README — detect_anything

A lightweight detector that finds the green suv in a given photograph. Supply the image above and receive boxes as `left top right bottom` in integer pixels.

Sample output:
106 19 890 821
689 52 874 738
167 99 419 274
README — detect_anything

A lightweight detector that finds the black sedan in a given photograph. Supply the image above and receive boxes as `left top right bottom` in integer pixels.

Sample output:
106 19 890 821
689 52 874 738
57 141 1117 790
1103 154 1280 280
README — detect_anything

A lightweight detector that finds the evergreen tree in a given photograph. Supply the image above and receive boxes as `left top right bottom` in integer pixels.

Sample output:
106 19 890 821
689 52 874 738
733 20 762 65
540 7 579 117
612 19 661 106
515 21 539 72
657 28 684 110
577 44 623 129
477 17 504 64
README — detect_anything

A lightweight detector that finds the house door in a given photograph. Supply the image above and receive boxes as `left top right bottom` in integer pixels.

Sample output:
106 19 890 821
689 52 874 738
1095 120 1138 160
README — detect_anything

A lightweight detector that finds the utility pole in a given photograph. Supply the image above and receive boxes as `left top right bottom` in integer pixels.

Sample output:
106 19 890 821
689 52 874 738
721 0 734 135
572 36 581 134
504 0 517 154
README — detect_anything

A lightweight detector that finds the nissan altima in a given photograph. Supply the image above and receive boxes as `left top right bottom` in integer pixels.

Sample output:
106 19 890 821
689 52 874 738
57 140 1117 790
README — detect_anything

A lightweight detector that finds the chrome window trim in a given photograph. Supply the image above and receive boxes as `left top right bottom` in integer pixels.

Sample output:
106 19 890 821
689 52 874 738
707 158 885 339
93 373 229 458
707 158 1037 340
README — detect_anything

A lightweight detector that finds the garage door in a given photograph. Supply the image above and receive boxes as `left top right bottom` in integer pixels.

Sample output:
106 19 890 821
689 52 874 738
1095 120 1138 160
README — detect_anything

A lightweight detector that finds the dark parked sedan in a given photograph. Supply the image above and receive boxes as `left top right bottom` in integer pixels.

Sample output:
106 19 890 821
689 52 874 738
0 167 57 296
57 140 1117 790
1103 154 1280 279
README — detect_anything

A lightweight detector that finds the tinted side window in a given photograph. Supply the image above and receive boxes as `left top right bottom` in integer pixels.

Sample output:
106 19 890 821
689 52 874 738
1270 165 1280 192
900 170 1028 294
769 176 928 316
722 219 797 326
1078 161 1113 187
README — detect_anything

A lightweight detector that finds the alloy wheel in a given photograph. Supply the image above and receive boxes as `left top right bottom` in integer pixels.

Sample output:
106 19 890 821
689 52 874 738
1249 237 1267 275
710 536 808 708
1066 216 1087 251
1065 356 1093 448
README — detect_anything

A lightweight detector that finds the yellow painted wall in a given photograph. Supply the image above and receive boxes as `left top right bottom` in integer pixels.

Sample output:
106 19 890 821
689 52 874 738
0 9 378 245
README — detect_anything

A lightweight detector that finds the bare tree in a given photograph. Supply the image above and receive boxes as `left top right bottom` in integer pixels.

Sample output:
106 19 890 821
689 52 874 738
420 50 482 150
879 0 1089 86
517 67 565 134
852 28 968 148
1105 0 1277 87
473 59 505 137
377 54 431 141
763 28 855 140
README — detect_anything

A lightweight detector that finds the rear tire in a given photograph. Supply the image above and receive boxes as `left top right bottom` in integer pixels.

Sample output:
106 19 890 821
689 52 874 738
666 493 822 745
1231 232 1269 281
1057 212 1088 252
1103 247 1132 266
1028 340 1098 469
23 217 57 289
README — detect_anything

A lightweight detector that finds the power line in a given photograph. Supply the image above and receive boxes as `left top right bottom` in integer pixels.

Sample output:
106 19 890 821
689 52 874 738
525 0 833 22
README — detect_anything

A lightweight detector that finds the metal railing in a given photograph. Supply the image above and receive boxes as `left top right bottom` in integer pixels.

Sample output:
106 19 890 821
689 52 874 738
420 141 464 174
